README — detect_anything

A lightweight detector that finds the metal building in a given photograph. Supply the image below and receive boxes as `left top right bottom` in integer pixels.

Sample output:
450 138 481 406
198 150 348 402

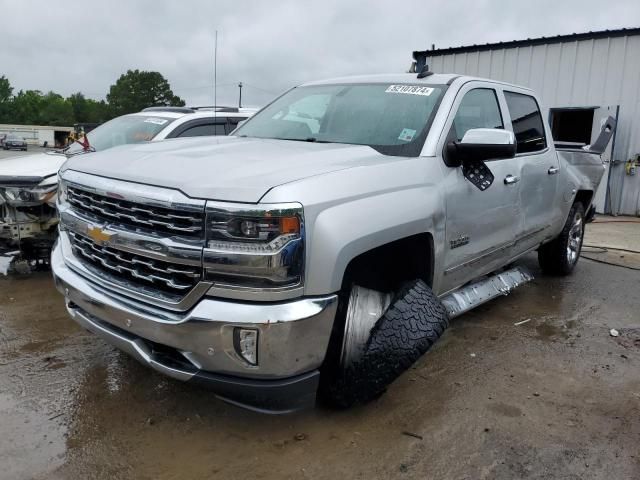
413 27 640 216
0 123 72 148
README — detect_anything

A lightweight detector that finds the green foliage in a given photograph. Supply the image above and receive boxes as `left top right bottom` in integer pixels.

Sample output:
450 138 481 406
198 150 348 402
107 69 185 116
0 70 184 126
0 75 14 123
40 92 75 126
68 92 111 124
0 75 11 103
11 90 44 124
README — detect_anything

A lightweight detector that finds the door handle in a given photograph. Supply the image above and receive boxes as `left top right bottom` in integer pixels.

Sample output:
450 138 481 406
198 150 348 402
504 175 520 185
548 166 559 175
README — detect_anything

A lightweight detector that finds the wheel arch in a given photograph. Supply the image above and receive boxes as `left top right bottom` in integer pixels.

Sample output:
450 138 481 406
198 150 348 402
574 189 594 210
340 233 435 293
303 187 445 296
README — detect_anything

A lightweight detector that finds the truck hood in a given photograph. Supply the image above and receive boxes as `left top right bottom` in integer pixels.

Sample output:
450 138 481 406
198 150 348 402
63 136 389 202
0 152 67 184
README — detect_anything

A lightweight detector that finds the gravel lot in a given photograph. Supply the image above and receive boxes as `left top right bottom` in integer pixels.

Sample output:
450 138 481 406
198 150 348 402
0 219 639 480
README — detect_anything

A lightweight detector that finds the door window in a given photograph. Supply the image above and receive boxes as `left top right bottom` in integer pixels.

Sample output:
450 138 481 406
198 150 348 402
178 123 226 137
504 92 547 153
451 88 503 141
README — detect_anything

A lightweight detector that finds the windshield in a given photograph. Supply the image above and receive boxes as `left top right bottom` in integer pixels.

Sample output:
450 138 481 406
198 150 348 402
66 114 176 153
235 83 446 157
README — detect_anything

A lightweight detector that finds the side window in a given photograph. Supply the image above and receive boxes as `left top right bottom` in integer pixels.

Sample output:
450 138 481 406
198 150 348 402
504 92 547 153
177 123 226 138
214 123 226 135
451 88 503 141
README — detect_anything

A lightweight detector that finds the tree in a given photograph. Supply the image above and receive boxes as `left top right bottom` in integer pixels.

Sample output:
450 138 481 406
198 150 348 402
39 92 75 126
68 92 89 122
84 98 112 123
106 69 185 116
68 92 112 124
11 90 43 124
0 75 13 123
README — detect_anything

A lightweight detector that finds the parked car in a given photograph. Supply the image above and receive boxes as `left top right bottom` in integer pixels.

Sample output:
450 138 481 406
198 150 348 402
2 134 27 151
0 106 257 258
51 73 614 413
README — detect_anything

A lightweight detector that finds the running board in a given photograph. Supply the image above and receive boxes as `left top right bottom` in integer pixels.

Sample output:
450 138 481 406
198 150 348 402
440 266 533 319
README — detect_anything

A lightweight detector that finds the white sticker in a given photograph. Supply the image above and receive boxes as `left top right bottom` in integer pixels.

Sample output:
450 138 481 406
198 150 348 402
398 128 416 142
385 85 434 96
144 118 169 125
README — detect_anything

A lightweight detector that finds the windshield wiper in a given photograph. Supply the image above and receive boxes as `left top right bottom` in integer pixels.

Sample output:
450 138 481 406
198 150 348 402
274 137 332 143
238 135 331 143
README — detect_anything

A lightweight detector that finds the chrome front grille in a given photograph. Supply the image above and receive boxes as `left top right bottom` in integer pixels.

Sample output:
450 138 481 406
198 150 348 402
67 186 204 237
68 231 201 298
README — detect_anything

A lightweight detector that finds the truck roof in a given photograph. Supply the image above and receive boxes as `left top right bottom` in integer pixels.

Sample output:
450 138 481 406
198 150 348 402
302 73 534 92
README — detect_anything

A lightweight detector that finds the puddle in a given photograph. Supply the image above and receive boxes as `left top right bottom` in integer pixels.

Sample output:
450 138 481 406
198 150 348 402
0 393 67 480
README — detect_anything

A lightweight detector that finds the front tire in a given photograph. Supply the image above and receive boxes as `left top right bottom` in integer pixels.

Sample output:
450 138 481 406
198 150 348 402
320 279 449 408
538 202 585 275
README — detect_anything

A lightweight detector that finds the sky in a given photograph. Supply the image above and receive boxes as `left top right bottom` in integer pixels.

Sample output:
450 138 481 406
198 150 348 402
1 0 639 108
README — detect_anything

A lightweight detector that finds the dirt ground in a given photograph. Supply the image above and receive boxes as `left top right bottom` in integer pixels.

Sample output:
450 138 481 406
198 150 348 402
1 219 639 480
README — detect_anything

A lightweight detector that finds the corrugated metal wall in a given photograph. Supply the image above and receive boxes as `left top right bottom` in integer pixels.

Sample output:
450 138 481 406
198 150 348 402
419 34 640 216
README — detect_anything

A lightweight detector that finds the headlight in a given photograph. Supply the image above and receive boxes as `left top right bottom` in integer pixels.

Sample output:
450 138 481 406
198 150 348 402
204 202 304 290
57 179 68 205
0 183 57 206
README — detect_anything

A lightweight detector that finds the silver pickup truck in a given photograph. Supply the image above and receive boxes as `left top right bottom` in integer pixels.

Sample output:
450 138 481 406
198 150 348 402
51 73 614 413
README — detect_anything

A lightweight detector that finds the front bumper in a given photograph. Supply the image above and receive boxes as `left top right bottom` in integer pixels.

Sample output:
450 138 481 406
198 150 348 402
51 241 338 413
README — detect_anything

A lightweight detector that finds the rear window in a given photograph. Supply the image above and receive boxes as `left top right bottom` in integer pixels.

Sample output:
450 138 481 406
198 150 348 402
504 92 547 154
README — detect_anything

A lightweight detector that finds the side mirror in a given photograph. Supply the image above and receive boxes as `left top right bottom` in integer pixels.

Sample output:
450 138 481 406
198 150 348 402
445 129 516 192
445 128 516 167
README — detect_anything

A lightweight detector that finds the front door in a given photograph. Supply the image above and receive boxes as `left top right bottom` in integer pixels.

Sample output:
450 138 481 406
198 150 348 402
440 85 522 293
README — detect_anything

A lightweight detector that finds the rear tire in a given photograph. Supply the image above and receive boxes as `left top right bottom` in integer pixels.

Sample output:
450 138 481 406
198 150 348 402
320 279 449 408
538 202 585 275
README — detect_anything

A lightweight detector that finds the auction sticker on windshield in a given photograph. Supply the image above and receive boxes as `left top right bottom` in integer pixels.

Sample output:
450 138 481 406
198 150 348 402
398 128 416 142
385 85 434 96
144 118 169 125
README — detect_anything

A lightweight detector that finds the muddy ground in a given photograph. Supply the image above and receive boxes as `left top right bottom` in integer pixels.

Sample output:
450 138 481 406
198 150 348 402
1 225 639 479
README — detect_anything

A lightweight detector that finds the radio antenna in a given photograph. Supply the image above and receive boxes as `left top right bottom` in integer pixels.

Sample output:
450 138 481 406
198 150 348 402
214 30 218 119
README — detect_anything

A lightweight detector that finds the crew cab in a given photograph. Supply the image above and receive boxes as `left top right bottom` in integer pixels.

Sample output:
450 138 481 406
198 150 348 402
51 73 613 412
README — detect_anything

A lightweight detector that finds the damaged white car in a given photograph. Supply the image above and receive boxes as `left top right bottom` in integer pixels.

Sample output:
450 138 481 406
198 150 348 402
0 156 61 260
0 106 255 263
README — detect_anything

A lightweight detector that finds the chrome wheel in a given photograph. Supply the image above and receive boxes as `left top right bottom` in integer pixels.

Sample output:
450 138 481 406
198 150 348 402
566 212 583 265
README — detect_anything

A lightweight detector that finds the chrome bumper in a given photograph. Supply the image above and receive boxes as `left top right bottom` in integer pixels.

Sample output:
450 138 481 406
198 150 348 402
51 241 338 412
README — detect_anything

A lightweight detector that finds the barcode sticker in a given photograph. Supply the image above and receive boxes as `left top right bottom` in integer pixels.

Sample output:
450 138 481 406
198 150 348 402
385 85 434 96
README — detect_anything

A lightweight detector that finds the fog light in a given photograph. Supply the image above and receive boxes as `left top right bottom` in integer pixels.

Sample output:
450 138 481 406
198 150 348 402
234 328 258 366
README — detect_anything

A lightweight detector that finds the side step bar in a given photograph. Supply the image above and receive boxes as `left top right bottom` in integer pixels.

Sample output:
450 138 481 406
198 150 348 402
440 266 533 319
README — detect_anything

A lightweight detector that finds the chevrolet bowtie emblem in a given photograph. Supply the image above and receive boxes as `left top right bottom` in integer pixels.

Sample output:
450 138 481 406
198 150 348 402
87 225 114 245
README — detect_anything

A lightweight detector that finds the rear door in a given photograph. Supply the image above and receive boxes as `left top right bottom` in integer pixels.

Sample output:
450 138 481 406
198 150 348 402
440 83 523 293
502 90 559 253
